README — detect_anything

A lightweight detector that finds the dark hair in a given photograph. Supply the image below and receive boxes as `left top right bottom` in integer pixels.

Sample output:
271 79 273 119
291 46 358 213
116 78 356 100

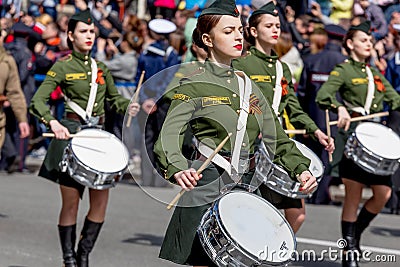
192 14 223 51
67 18 78 50
343 29 360 55
124 31 144 53
244 13 264 46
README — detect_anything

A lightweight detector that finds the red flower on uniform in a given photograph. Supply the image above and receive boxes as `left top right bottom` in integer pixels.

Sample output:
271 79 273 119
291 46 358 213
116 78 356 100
281 77 288 96
374 75 385 92
96 68 105 85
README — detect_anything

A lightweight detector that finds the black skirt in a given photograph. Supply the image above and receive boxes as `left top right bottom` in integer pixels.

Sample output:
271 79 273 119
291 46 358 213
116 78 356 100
259 184 303 209
339 156 392 187
38 119 86 198
159 160 256 266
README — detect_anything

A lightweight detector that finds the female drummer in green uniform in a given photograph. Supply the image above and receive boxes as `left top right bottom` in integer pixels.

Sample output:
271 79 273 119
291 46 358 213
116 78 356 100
29 10 139 267
316 21 400 267
154 1 318 266
232 2 335 234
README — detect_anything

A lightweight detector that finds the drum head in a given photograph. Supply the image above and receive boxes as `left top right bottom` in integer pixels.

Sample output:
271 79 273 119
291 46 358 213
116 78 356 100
291 139 324 178
71 129 129 173
218 191 295 263
355 122 400 159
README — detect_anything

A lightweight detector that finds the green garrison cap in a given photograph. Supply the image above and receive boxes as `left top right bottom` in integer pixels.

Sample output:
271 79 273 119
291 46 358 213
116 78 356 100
252 1 279 17
70 9 93 25
199 0 240 17
349 21 371 35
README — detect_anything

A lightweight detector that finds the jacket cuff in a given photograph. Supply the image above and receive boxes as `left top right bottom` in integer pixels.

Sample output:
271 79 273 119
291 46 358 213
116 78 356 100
167 165 183 183
293 164 310 180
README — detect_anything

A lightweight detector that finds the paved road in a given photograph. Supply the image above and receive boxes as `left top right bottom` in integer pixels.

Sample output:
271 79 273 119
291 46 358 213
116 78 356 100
1 167 399 267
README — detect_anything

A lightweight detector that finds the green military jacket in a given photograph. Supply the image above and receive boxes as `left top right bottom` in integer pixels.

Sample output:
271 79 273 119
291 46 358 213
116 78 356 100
30 51 130 125
233 47 319 134
316 58 400 112
154 60 310 181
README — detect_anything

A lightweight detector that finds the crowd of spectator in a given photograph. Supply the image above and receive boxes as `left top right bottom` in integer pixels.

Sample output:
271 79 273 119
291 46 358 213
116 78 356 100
1 0 400 212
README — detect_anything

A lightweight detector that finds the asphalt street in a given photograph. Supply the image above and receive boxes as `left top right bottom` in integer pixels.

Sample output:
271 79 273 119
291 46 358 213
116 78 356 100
1 163 399 267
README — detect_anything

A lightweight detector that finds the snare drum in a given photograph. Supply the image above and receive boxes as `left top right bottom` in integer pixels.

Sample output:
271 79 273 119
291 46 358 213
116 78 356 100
60 128 129 190
254 142 316 199
291 139 324 182
345 122 400 176
198 186 296 267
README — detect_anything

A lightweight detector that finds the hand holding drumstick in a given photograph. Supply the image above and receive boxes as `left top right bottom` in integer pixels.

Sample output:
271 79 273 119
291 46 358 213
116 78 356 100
325 110 333 162
297 170 318 194
126 71 145 127
167 133 232 210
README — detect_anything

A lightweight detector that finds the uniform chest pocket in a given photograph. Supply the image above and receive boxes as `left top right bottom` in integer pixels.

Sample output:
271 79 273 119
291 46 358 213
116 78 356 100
351 78 368 86
65 73 87 80
201 96 232 108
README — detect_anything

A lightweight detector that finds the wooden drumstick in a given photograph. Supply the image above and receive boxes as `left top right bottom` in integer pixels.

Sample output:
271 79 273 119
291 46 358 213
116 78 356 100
284 129 306 135
329 111 389 126
42 133 109 138
166 133 233 210
126 70 145 128
325 110 333 163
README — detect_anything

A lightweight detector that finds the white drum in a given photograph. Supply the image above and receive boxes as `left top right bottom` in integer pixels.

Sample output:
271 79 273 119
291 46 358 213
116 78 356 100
291 139 324 182
254 142 317 199
198 186 296 267
60 128 129 189
345 122 400 176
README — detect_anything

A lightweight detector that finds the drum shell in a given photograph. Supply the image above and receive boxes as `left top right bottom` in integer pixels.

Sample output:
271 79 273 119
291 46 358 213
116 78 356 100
344 125 400 176
254 144 314 199
60 129 129 190
197 190 296 267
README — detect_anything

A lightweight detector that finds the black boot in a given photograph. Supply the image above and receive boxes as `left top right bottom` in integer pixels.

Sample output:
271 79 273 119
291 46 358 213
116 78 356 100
58 224 77 267
341 221 359 267
76 218 103 267
355 206 377 254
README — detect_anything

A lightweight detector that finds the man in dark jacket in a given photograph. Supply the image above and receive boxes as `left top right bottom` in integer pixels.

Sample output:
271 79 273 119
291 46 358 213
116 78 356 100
297 24 347 204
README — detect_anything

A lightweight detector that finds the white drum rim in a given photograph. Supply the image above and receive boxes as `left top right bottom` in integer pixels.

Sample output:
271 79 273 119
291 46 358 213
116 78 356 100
215 191 296 264
70 129 129 173
355 122 400 159
291 139 324 178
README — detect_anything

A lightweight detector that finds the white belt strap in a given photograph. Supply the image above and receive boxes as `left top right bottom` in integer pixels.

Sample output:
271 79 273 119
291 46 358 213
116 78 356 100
231 71 251 174
197 141 232 175
364 66 375 115
344 66 375 116
64 58 99 121
194 71 252 177
272 60 283 116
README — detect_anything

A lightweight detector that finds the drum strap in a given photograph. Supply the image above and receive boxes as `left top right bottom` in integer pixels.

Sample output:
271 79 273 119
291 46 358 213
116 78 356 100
194 71 252 180
232 71 251 175
343 66 374 115
64 58 99 122
272 60 283 116
364 66 375 115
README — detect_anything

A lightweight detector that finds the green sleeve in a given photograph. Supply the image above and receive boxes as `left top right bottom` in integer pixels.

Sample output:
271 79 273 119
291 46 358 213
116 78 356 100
154 86 196 181
316 64 345 111
29 62 63 125
282 64 319 134
286 92 319 134
258 87 310 180
102 63 130 114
